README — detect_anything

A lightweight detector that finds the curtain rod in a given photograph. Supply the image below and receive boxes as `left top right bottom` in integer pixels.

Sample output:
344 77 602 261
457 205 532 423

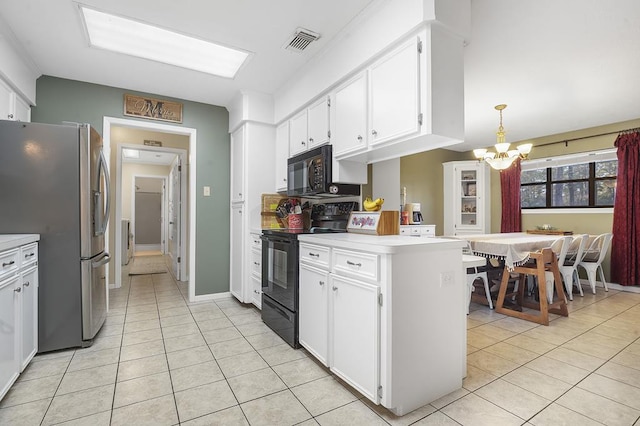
535 127 640 148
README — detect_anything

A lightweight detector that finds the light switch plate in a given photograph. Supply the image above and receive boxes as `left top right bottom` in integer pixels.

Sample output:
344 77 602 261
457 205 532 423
203 186 211 196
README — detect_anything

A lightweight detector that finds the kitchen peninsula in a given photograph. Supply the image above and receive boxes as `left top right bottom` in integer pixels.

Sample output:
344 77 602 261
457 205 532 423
297 233 465 416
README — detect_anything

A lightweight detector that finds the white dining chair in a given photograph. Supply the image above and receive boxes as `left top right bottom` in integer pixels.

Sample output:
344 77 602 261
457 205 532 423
559 234 589 300
578 233 613 294
543 236 572 304
463 242 492 312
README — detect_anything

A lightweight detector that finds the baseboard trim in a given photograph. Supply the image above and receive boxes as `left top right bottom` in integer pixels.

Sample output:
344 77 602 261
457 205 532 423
579 279 640 293
190 292 233 303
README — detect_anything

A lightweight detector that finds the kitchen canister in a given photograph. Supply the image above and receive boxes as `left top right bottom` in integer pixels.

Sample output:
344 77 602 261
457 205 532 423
288 213 303 229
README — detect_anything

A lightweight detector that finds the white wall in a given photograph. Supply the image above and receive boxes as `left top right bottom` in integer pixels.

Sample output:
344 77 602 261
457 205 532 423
0 14 39 104
122 163 171 221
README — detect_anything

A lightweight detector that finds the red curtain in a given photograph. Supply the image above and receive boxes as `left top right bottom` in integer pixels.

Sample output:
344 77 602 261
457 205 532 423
611 131 640 286
500 158 522 233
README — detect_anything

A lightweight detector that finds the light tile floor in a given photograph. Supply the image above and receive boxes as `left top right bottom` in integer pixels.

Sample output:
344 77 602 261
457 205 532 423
2 268 640 425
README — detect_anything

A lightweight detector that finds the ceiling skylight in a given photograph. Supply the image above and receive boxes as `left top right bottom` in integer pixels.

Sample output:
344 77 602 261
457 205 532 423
80 6 249 78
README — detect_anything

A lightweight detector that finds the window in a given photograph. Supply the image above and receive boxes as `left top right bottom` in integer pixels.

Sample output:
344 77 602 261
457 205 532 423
521 151 617 209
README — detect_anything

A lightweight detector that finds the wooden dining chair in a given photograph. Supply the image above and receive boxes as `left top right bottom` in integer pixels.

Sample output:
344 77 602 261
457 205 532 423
495 247 568 326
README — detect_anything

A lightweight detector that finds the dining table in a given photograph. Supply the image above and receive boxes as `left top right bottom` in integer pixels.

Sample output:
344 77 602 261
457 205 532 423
456 232 570 325
457 232 564 270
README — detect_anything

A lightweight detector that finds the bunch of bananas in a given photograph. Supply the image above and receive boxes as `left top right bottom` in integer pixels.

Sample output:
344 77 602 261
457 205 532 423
363 197 384 211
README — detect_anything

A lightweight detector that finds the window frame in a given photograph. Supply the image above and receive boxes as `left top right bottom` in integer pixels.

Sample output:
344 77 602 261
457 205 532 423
520 149 617 210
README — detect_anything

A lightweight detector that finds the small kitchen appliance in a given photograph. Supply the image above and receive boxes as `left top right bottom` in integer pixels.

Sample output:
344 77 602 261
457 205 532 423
405 202 424 224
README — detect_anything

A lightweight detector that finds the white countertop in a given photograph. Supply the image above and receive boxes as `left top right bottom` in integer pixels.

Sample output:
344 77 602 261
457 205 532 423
298 233 464 254
0 234 40 252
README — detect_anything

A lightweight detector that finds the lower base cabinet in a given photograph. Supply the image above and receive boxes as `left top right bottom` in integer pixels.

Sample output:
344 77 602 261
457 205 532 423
299 263 329 365
0 275 20 400
0 237 39 401
329 274 380 402
298 236 465 416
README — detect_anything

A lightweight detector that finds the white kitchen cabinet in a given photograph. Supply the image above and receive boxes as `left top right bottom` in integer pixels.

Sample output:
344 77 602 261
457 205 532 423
307 96 330 149
229 122 275 304
288 96 331 159
230 126 245 203
0 78 31 122
249 232 262 309
330 273 380 402
298 233 464 416
20 266 38 371
443 161 491 236
0 236 39 401
369 36 420 146
275 121 289 193
0 275 20 401
230 204 244 301
289 110 308 157
331 72 368 157
299 262 329 366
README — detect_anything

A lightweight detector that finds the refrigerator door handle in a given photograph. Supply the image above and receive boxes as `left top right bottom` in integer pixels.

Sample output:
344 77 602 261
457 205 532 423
94 150 111 236
92 252 111 268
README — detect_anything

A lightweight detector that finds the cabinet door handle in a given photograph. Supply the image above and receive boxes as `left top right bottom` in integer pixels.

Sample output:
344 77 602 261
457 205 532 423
283 178 287 181
357 135 363 141
254 262 260 266
309 252 319 257
8 113 14 119
23 281 30 287
301 140 306 145
238 192 242 197
319 281 325 286
309 137 314 144
25 253 35 258
332 286 338 291
346 260 362 267
14 287 21 293
371 130 378 136
2 260 15 267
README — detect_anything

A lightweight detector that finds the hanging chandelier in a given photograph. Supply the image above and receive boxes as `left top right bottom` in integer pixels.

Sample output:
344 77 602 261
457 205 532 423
473 104 532 170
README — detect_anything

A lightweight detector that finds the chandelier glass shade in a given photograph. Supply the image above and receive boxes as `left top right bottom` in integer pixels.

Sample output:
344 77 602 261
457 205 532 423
473 104 532 170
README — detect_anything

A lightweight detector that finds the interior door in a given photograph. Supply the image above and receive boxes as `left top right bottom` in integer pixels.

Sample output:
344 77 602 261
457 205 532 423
168 157 182 280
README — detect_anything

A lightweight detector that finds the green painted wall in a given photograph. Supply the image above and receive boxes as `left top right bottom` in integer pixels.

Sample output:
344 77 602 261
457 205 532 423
32 76 230 296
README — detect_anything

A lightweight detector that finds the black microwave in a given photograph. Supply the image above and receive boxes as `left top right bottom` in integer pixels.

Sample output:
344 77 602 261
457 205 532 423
287 145 360 198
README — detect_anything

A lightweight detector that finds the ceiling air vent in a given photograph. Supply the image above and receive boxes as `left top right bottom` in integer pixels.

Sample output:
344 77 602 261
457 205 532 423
284 28 320 52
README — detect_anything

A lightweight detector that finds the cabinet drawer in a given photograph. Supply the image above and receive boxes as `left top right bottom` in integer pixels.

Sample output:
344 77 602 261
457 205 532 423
250 234 262 250
0 248 20 279
300 243 330 270
250 249 262 278
21 243 38 267
332 249 378 281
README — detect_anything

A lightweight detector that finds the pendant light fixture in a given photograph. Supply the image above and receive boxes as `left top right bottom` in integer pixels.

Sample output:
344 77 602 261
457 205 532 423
473 104 532 170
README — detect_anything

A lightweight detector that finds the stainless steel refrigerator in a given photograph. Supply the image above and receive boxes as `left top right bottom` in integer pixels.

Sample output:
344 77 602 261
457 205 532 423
0 120 111 352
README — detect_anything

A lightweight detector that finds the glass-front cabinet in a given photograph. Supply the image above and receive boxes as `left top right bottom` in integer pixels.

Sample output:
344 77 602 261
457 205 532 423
443 161 491 235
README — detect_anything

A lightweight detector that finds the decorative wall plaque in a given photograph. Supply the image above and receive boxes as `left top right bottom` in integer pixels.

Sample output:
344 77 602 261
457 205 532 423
124 94 183 123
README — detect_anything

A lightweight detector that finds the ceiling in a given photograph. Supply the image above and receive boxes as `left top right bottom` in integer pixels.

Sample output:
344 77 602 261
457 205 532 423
1 0 639 150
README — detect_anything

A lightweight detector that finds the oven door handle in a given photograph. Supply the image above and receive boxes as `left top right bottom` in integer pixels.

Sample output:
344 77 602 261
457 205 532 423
261 236 293 245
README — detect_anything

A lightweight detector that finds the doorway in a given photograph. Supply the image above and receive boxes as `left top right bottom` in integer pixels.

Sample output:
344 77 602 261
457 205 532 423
133 176 166 254
104 116 195 298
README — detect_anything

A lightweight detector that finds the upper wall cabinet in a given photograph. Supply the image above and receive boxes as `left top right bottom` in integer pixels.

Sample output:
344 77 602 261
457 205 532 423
329 26 463 163
289 96 331 158
230 126 246 203
332 73 368 158
331 36 421 160
275 121 289 193
0 78 30 122
369 37 420 147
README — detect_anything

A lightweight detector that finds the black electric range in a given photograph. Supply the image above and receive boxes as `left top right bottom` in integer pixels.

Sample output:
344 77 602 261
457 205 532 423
260 202 357 348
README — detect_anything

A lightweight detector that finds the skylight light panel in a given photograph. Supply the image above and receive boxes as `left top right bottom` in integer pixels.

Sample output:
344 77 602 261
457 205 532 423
80 6 249 78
